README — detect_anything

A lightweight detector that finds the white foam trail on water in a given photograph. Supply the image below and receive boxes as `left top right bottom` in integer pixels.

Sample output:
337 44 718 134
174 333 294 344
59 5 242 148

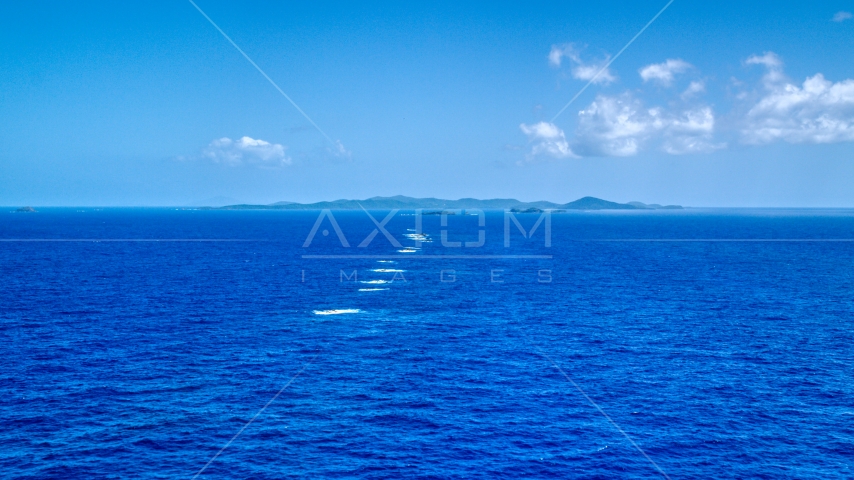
358 288 388 292
371 269 405 273
313 309 361 315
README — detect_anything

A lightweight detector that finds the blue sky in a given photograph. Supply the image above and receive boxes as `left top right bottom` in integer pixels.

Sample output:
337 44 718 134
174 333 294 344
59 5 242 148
1 0 853 206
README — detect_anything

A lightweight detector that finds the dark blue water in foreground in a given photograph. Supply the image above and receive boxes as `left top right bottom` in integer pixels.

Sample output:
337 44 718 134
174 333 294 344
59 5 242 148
2 208 853 479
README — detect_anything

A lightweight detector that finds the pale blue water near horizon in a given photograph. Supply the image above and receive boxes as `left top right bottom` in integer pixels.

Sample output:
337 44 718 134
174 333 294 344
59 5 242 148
2 208 853 478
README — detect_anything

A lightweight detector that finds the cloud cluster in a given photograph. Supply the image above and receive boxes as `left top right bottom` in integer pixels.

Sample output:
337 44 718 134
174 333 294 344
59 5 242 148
833 11 852 22
574 95 721 156
743 63 854 144
548 44 616 85
524 47 854 160
202 136 291 167
520 97 721 159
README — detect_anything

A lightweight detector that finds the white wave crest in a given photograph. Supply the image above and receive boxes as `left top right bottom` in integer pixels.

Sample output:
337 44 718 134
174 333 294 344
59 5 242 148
313 309 361 315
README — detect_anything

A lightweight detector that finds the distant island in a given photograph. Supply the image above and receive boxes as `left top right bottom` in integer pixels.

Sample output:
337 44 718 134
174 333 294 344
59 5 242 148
206 196 682 211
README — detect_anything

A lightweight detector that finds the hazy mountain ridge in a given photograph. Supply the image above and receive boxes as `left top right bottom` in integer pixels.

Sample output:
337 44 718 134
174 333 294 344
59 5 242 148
209 196 682 210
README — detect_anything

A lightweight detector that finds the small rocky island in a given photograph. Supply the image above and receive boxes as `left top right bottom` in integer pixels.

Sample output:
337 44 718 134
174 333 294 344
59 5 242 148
16 206 36 213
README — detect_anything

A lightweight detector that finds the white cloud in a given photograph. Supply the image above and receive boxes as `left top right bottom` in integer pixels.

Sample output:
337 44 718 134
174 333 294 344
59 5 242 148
329 140 352 160
548 44 617 85
742 53 854 144
661 107 721 154
639 59 692 86
745 52 786 86
519 121 577 161
743 75 854 144
833 11 852 22
574 94 722 156
547 47 564 67
574 96 652 156
745 52 782 69
682 80 706 99
202 136 291 167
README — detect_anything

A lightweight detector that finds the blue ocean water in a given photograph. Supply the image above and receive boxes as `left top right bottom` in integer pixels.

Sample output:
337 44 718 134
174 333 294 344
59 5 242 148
1 208 853 478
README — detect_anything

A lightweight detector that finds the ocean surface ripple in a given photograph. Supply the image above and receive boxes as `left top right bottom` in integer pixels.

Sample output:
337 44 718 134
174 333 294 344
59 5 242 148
1 208 853 478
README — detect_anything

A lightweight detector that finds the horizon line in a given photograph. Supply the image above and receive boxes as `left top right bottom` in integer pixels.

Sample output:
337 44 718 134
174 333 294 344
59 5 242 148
6 205 854 210
5 204 854 208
